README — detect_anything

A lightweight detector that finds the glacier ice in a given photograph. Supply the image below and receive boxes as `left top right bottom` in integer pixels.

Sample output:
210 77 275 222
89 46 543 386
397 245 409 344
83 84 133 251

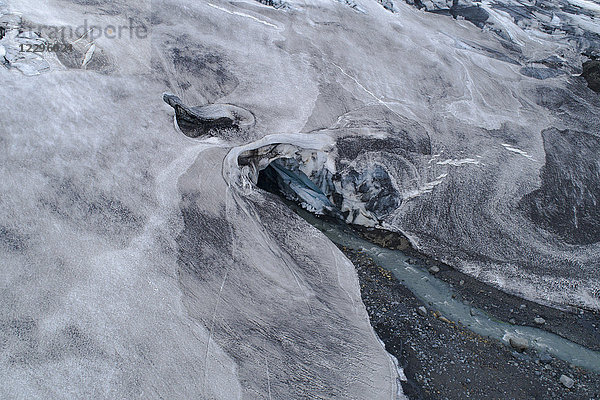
1 0 600 397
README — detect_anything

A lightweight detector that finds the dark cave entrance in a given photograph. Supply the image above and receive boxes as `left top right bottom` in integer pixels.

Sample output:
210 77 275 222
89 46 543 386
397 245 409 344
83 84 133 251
256 158 340 218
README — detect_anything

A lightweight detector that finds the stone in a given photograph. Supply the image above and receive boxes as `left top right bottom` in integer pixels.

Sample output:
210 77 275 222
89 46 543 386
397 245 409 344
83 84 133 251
417 306 428 317
509 318 516 325
560 374 574 389
508 335 529 352
428 265 440 274
459 280 465 285
539 352 553 364
512 351 531 361
534 317 545 324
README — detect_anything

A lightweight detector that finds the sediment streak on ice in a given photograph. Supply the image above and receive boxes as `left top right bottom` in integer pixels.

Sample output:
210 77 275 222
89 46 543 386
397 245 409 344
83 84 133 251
2 0 600 397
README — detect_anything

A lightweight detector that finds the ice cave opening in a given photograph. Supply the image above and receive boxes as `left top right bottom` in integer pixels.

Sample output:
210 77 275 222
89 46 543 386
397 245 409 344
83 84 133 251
256 157 340 218
251 153 600 375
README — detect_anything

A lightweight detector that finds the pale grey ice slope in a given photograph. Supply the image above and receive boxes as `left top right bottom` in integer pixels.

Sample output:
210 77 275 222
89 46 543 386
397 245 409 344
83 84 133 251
0 0 599 397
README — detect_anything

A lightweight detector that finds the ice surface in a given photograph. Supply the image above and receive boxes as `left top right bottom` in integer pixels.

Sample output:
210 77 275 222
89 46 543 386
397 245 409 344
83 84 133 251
1 0 599 397
0 0 403 398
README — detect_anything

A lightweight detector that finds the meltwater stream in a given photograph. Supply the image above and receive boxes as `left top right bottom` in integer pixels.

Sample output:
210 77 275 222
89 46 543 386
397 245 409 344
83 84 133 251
252 152 600 373
287 204 600 374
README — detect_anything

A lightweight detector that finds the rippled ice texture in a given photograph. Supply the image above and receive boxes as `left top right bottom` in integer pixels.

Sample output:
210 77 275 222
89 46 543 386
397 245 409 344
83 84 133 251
0 0 599 398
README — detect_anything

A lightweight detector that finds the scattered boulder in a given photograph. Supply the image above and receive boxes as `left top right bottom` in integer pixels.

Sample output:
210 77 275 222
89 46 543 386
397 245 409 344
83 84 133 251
428 265 440 274
534 317 546 325
539 352 553 364
507 334 529 352
417 306 428 317
358 228 410 250
511 351 531 361
560 374 575 388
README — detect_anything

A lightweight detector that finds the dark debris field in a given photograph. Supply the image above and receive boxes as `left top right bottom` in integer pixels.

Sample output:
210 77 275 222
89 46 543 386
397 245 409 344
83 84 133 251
341 246 600 400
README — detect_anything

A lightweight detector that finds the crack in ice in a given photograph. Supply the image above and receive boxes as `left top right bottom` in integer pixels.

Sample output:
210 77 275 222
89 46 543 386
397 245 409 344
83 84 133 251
207 3 279 29
501 143 536 161
332 63 405 121
436 158 480 166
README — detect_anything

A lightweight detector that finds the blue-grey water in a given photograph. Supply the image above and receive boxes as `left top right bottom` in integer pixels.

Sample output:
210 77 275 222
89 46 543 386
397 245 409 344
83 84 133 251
294 207 600 373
